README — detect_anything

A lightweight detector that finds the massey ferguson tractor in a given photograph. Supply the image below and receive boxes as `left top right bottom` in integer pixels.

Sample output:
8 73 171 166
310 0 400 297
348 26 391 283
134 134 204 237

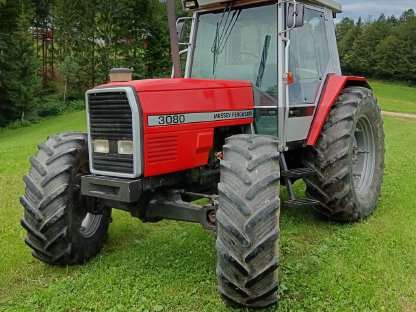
20 0 385 308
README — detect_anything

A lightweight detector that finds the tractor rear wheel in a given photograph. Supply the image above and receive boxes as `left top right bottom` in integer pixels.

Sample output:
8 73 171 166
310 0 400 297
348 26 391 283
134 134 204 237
303 86 384 221
20 132 111 265
216 134 280 308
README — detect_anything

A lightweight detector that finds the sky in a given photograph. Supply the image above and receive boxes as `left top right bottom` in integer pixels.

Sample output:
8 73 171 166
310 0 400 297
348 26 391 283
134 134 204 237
336 0 415 21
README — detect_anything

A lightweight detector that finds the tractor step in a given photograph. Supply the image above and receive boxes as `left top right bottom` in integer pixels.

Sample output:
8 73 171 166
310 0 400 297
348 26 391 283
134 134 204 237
284 198 320 208
281 168 316 179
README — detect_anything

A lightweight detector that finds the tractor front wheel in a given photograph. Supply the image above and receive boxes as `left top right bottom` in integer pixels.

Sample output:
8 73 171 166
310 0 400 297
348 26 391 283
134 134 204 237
20 132 111 265
303 86 385 221
216 134 281 308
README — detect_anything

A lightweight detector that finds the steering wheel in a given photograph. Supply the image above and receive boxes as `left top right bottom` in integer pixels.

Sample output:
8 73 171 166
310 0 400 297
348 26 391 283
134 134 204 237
240 52 260 62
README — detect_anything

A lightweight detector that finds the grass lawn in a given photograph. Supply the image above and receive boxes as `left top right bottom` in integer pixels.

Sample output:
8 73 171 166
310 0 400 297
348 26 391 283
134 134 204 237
1 96 416 311
369 80 416 114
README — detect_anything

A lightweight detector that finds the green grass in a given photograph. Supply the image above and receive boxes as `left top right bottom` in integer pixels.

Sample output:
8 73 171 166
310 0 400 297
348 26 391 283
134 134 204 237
1 98 416 311
369 80 416 114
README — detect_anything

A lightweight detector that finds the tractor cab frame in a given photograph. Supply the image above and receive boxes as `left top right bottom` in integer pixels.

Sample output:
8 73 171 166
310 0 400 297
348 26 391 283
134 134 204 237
174 0 342 151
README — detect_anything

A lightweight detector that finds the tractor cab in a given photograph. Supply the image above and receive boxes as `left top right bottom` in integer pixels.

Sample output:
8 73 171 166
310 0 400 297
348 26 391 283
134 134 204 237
177 0 342 147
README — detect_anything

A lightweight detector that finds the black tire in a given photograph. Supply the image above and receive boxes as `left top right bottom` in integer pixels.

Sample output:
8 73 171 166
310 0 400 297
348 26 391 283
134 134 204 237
20 132 111 265
303 86 385 222
216 134 280 308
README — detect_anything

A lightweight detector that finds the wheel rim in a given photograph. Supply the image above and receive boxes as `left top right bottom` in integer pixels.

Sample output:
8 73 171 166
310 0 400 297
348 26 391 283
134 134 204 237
79 213 102 238
352 116 376 195
73 152 103 238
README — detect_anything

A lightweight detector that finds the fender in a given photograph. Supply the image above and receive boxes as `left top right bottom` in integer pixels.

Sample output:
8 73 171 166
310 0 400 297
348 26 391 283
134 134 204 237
306 75 370 146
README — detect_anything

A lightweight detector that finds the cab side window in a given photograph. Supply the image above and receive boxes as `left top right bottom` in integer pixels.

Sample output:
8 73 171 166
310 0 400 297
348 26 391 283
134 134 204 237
289 8 330 105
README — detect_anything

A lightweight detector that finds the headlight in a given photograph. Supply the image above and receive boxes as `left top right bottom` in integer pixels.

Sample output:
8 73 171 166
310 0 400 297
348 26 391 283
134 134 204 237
118 140 133 155
93 139 109 153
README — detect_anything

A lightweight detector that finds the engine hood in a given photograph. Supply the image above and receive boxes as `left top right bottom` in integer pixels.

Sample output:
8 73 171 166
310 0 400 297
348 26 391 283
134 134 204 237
95 78 255 123
92 78 255 177
100 78 252 92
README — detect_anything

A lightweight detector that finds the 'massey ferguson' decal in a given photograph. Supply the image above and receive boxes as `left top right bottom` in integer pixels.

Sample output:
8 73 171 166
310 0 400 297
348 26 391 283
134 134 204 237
147 110 253 127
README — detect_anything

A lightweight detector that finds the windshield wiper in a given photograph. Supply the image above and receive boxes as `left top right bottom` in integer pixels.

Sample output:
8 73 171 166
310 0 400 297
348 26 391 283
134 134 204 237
255 35 271 88
211 5 242 75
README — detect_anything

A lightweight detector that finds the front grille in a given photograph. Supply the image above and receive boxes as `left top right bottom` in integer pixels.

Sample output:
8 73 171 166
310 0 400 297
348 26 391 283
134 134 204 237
88 91 134 174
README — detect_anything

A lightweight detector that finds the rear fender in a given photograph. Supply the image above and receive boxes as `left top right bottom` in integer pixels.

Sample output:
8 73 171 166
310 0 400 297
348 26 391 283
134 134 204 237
306 75 371 146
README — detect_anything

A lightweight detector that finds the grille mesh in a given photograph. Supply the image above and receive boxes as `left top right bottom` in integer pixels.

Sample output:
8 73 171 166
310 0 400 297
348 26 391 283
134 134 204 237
88 91 134 174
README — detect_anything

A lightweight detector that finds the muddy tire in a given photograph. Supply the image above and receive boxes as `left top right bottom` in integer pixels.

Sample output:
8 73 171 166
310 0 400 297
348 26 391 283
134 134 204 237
303 86 385 222
20 132 111 265
216 134 280 308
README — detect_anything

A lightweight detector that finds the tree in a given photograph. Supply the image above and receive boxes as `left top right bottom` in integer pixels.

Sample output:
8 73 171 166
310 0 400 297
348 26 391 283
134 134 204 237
142 0 172 78
2 19 40 121
338 21 363 75
400 9 415 21
0 0 40 124
54 0 97 89
336 17 356 74
60 56 79 103
377 15 416 83
337 10 416 83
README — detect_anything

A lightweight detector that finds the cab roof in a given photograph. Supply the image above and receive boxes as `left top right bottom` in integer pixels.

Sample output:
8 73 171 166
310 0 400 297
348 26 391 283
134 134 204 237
183 0 342 13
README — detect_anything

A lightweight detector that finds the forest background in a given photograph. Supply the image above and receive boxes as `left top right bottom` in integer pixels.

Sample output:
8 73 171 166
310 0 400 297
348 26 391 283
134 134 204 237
0 0 415 128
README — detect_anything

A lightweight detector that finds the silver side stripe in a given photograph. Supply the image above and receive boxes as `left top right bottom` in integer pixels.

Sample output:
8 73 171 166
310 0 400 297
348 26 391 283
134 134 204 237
147 110 253 127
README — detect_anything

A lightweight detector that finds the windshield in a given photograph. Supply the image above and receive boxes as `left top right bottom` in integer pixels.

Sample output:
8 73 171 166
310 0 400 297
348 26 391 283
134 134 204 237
191 4 278 98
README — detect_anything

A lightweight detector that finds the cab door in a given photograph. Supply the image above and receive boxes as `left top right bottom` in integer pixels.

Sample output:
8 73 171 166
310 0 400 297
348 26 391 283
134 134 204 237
286 6 338 143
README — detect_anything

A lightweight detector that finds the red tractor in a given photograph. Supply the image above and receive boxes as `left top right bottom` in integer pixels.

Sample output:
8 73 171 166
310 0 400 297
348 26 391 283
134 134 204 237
21 0 384 308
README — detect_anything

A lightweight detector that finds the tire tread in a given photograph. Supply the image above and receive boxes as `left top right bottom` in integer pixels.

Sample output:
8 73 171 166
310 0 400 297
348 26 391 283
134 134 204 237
303 86 384 221
217 134 280 308
20 132 110 265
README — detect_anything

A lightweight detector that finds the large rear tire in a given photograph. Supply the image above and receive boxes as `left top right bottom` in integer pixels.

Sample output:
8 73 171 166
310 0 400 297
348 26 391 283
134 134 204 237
20 132 111 265
216 134 280 308
303 86 385 222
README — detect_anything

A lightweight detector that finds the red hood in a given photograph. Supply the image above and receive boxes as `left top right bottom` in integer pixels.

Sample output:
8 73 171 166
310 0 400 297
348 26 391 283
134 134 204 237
95 77 254 117
93 78 254 177
98 78 252 92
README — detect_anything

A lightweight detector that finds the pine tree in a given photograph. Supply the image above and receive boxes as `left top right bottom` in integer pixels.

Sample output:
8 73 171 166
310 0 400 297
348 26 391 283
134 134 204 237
3 13 40 121
142 0 172 78
0 0 41 125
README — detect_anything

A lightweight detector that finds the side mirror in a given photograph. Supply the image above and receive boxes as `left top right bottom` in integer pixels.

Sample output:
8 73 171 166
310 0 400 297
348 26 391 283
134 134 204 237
287 3 305 28
176 20 186 42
